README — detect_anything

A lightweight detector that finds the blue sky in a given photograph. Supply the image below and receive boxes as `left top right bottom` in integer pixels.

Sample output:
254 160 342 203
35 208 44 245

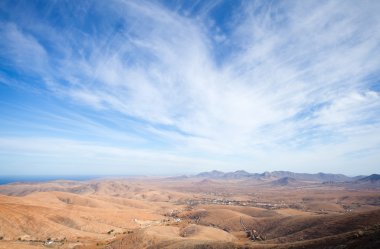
1 0 380 176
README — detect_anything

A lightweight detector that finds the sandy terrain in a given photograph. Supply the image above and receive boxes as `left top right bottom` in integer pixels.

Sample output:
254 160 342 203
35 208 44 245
0 176 379 248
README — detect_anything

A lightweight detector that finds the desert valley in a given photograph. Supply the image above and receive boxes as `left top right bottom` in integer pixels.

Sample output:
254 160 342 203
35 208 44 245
0 171 379 249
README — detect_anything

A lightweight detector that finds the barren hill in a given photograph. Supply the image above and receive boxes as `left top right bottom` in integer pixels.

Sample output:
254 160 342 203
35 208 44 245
359 174 380 183
0 175 379 249
270 177 298 186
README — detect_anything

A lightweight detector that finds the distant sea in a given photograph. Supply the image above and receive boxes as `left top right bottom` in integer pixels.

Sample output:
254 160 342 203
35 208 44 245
0 175 101 185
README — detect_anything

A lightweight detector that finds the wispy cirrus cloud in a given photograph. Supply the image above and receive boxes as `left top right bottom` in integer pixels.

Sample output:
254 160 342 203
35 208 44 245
0 0 379 175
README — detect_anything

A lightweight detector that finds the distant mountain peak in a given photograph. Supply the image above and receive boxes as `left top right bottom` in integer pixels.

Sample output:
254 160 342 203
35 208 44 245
196 170 225 178
271 177 297 186
234 170 249 174
358 174 380 182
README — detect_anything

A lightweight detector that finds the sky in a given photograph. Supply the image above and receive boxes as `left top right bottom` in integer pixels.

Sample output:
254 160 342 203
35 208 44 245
0 0 380 176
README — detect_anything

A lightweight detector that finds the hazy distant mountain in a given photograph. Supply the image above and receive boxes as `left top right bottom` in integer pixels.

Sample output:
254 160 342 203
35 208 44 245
196 170 359 182
270 177 298 186
167 175 190 180
358 174 380 183
344 174 380 189
196 170 225 178
222 170 251 179
356 174 380 186
260 171 273 179
270 171 355 182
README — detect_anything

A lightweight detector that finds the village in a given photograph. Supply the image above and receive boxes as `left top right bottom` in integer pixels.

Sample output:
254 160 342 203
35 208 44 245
175 197 294 210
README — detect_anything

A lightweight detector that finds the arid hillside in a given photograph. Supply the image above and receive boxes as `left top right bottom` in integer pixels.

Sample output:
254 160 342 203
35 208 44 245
0 173 379 249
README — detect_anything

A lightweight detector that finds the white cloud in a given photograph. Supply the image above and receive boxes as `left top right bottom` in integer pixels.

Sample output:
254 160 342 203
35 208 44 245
0 23 48 75
1 0 380 174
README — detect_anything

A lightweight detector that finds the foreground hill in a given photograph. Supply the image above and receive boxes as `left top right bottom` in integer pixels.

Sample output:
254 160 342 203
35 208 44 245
0 192 166 241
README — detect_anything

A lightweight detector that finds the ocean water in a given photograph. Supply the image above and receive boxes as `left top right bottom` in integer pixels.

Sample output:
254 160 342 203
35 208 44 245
0 175 101 185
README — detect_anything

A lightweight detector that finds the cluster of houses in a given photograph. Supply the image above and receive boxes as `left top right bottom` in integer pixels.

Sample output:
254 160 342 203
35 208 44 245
175 198 291 210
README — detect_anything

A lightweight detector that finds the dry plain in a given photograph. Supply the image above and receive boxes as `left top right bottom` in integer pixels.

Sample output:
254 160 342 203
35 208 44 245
0 171 379 249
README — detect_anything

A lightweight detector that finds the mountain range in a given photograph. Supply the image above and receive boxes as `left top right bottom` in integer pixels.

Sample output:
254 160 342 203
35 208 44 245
195 170 373 183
